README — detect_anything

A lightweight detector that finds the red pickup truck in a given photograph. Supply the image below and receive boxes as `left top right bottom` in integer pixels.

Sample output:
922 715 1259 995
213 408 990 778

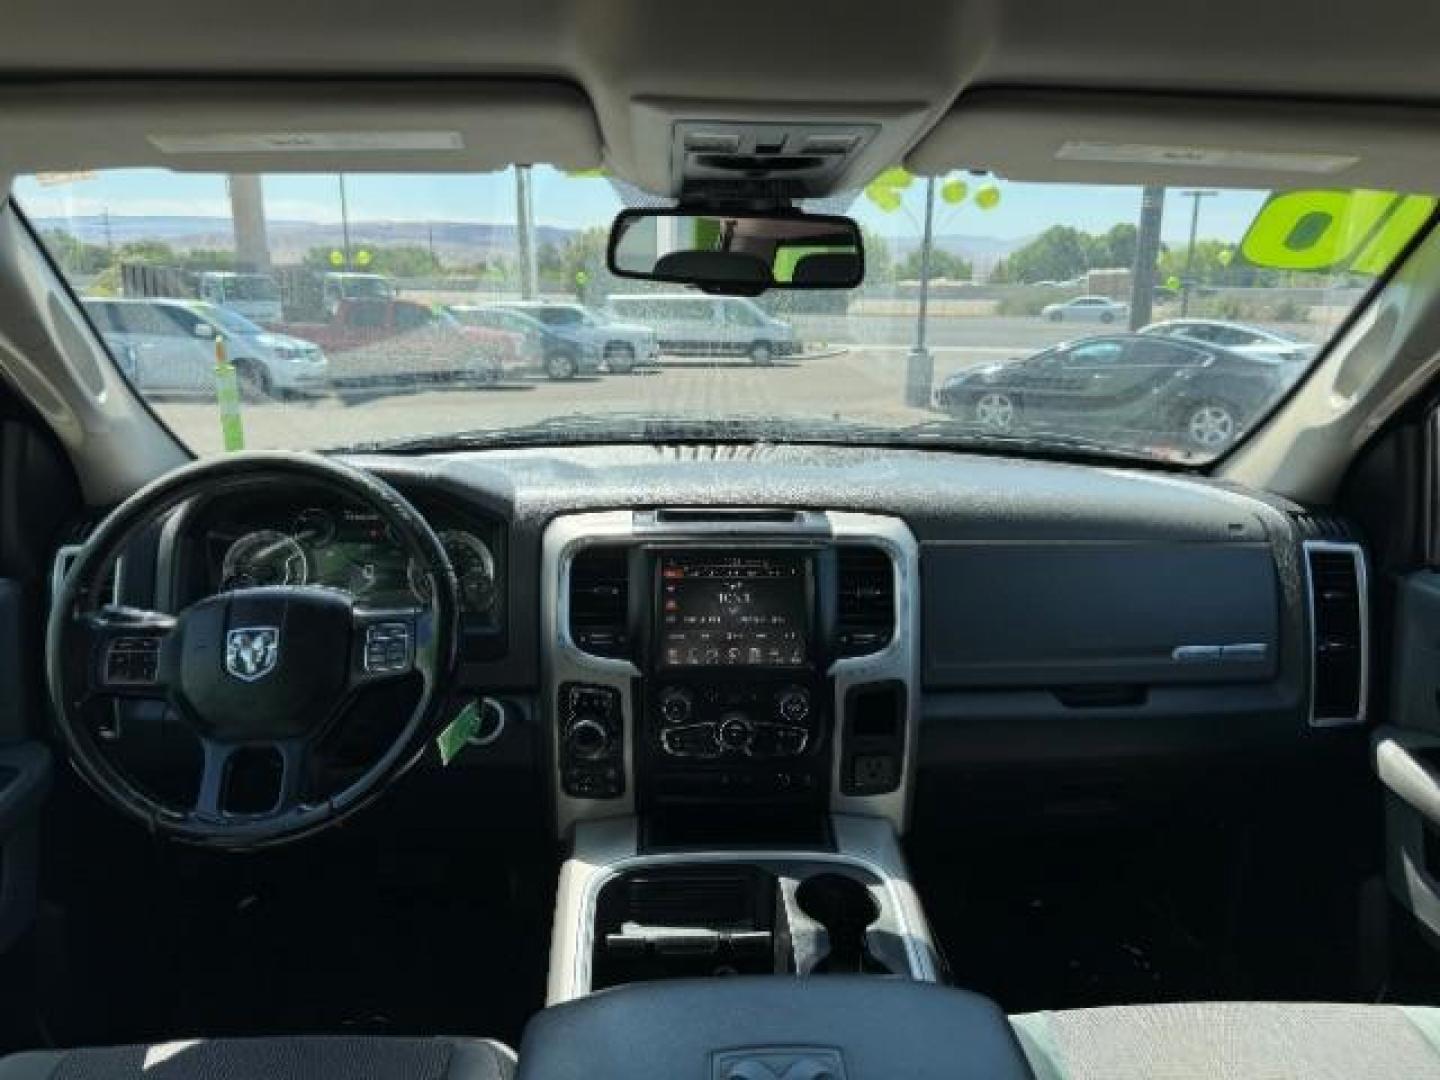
269 298 526 386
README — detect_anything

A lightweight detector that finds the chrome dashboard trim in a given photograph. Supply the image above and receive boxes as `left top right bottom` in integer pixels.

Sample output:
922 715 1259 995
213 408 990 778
542 509 921 838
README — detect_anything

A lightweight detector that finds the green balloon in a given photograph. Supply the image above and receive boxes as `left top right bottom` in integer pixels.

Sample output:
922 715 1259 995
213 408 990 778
940 179 968 205
1166 275 1182 291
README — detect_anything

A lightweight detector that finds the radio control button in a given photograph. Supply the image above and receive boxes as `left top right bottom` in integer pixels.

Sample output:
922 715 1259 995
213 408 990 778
777 687 811 724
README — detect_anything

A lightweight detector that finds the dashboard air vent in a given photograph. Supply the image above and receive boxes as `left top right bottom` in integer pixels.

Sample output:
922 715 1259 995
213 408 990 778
1304 542 1367 726
568 547 630 659
836 545 895 657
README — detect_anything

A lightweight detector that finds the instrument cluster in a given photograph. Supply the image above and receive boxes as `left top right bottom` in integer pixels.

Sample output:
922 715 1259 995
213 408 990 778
206 499 502 616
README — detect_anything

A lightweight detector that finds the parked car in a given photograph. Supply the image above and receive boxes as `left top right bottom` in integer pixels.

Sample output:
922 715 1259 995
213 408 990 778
489 301 660 375
84 298 329 399
605 293 796 364
195 271 282 323
322 272 397 314
1140 318 1319 364
1041 295 1129 323
448 304 599 380
268 298 521 386
934 333 1293 450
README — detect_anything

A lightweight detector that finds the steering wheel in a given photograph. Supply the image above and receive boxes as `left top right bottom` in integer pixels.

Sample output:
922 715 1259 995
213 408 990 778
46 452 460 849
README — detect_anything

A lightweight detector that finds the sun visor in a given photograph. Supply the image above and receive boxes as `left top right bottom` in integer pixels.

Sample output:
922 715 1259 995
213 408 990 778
906 89 1440 193
0 80 601 175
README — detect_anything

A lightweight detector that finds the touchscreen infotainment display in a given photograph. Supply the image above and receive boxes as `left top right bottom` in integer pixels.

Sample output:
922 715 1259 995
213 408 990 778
658 552 809 668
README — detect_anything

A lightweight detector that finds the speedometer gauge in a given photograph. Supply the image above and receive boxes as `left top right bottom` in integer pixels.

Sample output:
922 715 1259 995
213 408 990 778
221 530 310 590
409 530 497 613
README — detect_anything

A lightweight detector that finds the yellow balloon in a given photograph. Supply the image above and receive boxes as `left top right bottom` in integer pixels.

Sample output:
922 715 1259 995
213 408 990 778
940 179 968 205
355 249 373 267
328 250 344 267
974 185 1001 210
865 184 903 213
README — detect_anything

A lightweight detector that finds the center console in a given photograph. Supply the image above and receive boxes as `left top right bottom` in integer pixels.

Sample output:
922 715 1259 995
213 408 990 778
541 511 928 1007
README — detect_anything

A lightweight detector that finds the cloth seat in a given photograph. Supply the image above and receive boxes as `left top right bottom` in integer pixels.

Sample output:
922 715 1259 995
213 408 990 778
1011 1002 1440 1079
0 1036 515 1080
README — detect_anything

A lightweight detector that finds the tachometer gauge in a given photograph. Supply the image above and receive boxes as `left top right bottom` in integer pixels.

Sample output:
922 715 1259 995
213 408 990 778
410 531 498 613
221 530 310 590
292 507 336 547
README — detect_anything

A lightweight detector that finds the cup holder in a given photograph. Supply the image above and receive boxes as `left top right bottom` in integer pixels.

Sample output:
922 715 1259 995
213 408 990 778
794 872 892 975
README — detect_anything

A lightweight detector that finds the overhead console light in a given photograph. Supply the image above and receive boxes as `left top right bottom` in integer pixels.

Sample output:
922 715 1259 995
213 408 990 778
1055 140 1359 176
148 130 466 154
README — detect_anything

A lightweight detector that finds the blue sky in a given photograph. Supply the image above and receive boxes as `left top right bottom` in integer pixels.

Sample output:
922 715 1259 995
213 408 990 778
13 166 1270 245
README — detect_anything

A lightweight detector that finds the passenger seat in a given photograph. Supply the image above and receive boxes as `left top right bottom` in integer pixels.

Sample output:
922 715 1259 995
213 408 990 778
1011 1002 1440 1079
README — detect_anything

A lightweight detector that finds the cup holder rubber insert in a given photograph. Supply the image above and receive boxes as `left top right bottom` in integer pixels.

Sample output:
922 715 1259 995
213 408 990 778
795 872 891 975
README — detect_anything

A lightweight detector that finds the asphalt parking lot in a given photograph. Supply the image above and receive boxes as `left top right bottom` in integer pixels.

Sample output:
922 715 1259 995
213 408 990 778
150 346 984 455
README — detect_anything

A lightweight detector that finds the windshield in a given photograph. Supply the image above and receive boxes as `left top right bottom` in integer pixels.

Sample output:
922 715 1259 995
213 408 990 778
192 304 264 335
17 167 1433 463
336 275 395 300
220 274 279 301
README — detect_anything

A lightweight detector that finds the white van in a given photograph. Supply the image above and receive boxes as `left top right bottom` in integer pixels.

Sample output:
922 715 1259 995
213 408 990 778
605 294 796 365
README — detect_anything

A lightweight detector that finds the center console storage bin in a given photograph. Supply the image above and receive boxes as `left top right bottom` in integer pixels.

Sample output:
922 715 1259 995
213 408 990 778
517 977 1034 1080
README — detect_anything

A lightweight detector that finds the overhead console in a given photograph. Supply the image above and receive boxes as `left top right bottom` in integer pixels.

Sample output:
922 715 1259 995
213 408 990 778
542 510 919 839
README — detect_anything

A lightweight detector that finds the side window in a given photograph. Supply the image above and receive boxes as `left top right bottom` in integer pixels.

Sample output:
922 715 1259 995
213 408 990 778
1213 327 1259 347
724 302 765 327
679 300 716 321
1174 323 1216 342
1067 341 1125 365
85 304 117 333
117 304 184 336
160 306 204 337
1127 340 1202 366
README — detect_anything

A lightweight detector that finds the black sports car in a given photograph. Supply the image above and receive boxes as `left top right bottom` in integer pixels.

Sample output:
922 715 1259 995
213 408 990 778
934 333 1295 451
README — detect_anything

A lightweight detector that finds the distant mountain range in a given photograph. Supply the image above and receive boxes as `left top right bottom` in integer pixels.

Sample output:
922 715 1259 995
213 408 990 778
31 215 1037 275
882 232 1035 262
30 215 579 264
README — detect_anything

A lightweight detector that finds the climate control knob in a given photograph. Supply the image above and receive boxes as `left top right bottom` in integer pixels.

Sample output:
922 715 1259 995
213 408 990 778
566 716 611 761
658 687 695 726
777 687 812 725
717 712 754 753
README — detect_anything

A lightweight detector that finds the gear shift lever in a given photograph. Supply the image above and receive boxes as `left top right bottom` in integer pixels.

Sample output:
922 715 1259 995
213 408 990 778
795 872 890 975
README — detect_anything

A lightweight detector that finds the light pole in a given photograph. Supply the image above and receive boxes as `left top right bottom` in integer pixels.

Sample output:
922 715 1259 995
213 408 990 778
1129 186 1165 329
905 176 938 407
514 166 538 299
337 174 353 272
1180 189 1216 317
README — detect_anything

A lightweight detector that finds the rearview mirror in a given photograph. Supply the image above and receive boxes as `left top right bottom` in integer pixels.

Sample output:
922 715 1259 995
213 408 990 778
607 209 864 294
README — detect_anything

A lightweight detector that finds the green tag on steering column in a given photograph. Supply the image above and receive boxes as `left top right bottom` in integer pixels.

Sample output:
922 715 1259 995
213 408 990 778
436 700 481 766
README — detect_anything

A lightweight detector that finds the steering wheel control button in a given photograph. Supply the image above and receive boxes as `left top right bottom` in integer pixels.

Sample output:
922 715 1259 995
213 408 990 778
559 683 625 799
103 635 162 685
363 621 412 673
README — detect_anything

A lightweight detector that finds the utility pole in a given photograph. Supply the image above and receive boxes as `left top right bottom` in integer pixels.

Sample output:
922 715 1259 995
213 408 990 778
101 208 113 255
1180 189 1216 317
904 176 937 408
228 175 271 272
338 174 353 271
514 166 538 299
1129 185 1165 329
